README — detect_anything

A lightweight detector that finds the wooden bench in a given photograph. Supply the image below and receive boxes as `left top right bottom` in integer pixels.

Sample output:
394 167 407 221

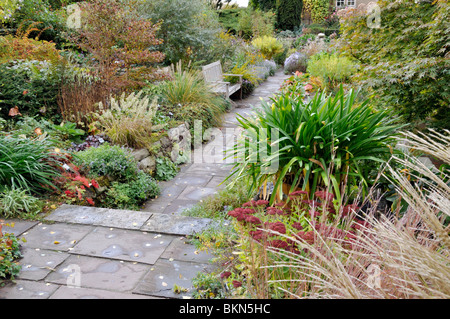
202 61 243 99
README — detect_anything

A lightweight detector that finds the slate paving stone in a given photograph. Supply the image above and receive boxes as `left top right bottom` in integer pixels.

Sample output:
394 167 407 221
141 198 171 213
0 280 59 299
205 176 228 189
46 255 149 292
141 213 211 236
50 286 157 299
133 258 214 299
161 237 214 264
183 163 232 177
158 183 188 199
45 205 110 225
45 204 153 229
171 174 212 187
177 186 218 201
0 219 38 237
95 209 153 230
16 248 69 281
162 200 198 216
21 223 94 251
69 226 173 265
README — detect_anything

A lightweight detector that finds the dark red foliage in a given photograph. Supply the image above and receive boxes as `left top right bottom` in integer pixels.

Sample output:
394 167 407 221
297 231 315 245
268 240 288 249
249 230 265 241
220 271 231 279
302 200 321 207
245 215 262 226
264 221 286 235
314 190 335 202
292 222 303 230
265 207 285 215
288 190 309 199
242 200 257 207
255 200 269 206
342 204 360 216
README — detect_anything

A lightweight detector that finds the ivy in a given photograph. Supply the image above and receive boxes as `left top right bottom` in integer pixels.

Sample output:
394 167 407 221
304 0 330 23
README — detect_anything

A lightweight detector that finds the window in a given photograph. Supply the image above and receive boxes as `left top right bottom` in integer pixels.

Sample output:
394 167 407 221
347 0 355 6
336 0 345 7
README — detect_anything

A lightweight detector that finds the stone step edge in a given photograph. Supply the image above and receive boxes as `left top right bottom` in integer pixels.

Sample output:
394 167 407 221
45 204 212 236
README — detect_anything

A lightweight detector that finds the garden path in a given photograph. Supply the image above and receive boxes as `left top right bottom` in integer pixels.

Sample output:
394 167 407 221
0 69 289 299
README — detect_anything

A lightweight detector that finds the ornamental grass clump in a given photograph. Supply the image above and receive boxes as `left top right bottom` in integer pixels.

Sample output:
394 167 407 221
227 86 402 205
0 135 63 193
96 90 157 149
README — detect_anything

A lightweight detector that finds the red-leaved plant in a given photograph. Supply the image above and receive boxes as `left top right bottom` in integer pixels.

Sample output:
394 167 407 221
52 155 99 206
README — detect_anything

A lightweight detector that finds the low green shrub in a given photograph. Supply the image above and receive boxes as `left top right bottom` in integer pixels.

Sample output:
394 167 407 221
307 52 357 92
294 34 316 49
155 156 179 181
0 60 62 121
103 171 160 210
251 36 284 60
74 144 138 182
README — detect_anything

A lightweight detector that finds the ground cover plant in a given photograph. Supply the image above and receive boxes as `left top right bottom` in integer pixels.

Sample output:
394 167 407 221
0 221 24 282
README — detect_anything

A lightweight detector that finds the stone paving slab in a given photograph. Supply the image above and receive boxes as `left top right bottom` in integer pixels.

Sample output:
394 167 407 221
158 182 188 199
205 176 228 189
141 213 211 236
133 258 214 299
142 197 171 213
16 248 69 281
50 286 157 299
0 280 59 299
45 254 150 292
160 237 214 264
0 219 39 237
161 199 198 216
46 204 153 229
177 186 218 201
69 226 173 265
171 173 213 188
183 163 232 177
21 223 94 252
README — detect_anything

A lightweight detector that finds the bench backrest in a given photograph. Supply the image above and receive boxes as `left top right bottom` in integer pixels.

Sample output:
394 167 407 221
202 61 223 83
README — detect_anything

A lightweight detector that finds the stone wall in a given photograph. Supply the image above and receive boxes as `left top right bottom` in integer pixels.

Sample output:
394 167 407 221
131 123 191 173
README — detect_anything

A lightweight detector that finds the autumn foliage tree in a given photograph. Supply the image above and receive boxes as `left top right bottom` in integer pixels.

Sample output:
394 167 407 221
70 0 166 94
337 0 449 129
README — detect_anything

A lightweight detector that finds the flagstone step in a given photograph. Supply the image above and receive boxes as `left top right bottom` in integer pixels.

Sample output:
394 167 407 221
45 204 212 236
